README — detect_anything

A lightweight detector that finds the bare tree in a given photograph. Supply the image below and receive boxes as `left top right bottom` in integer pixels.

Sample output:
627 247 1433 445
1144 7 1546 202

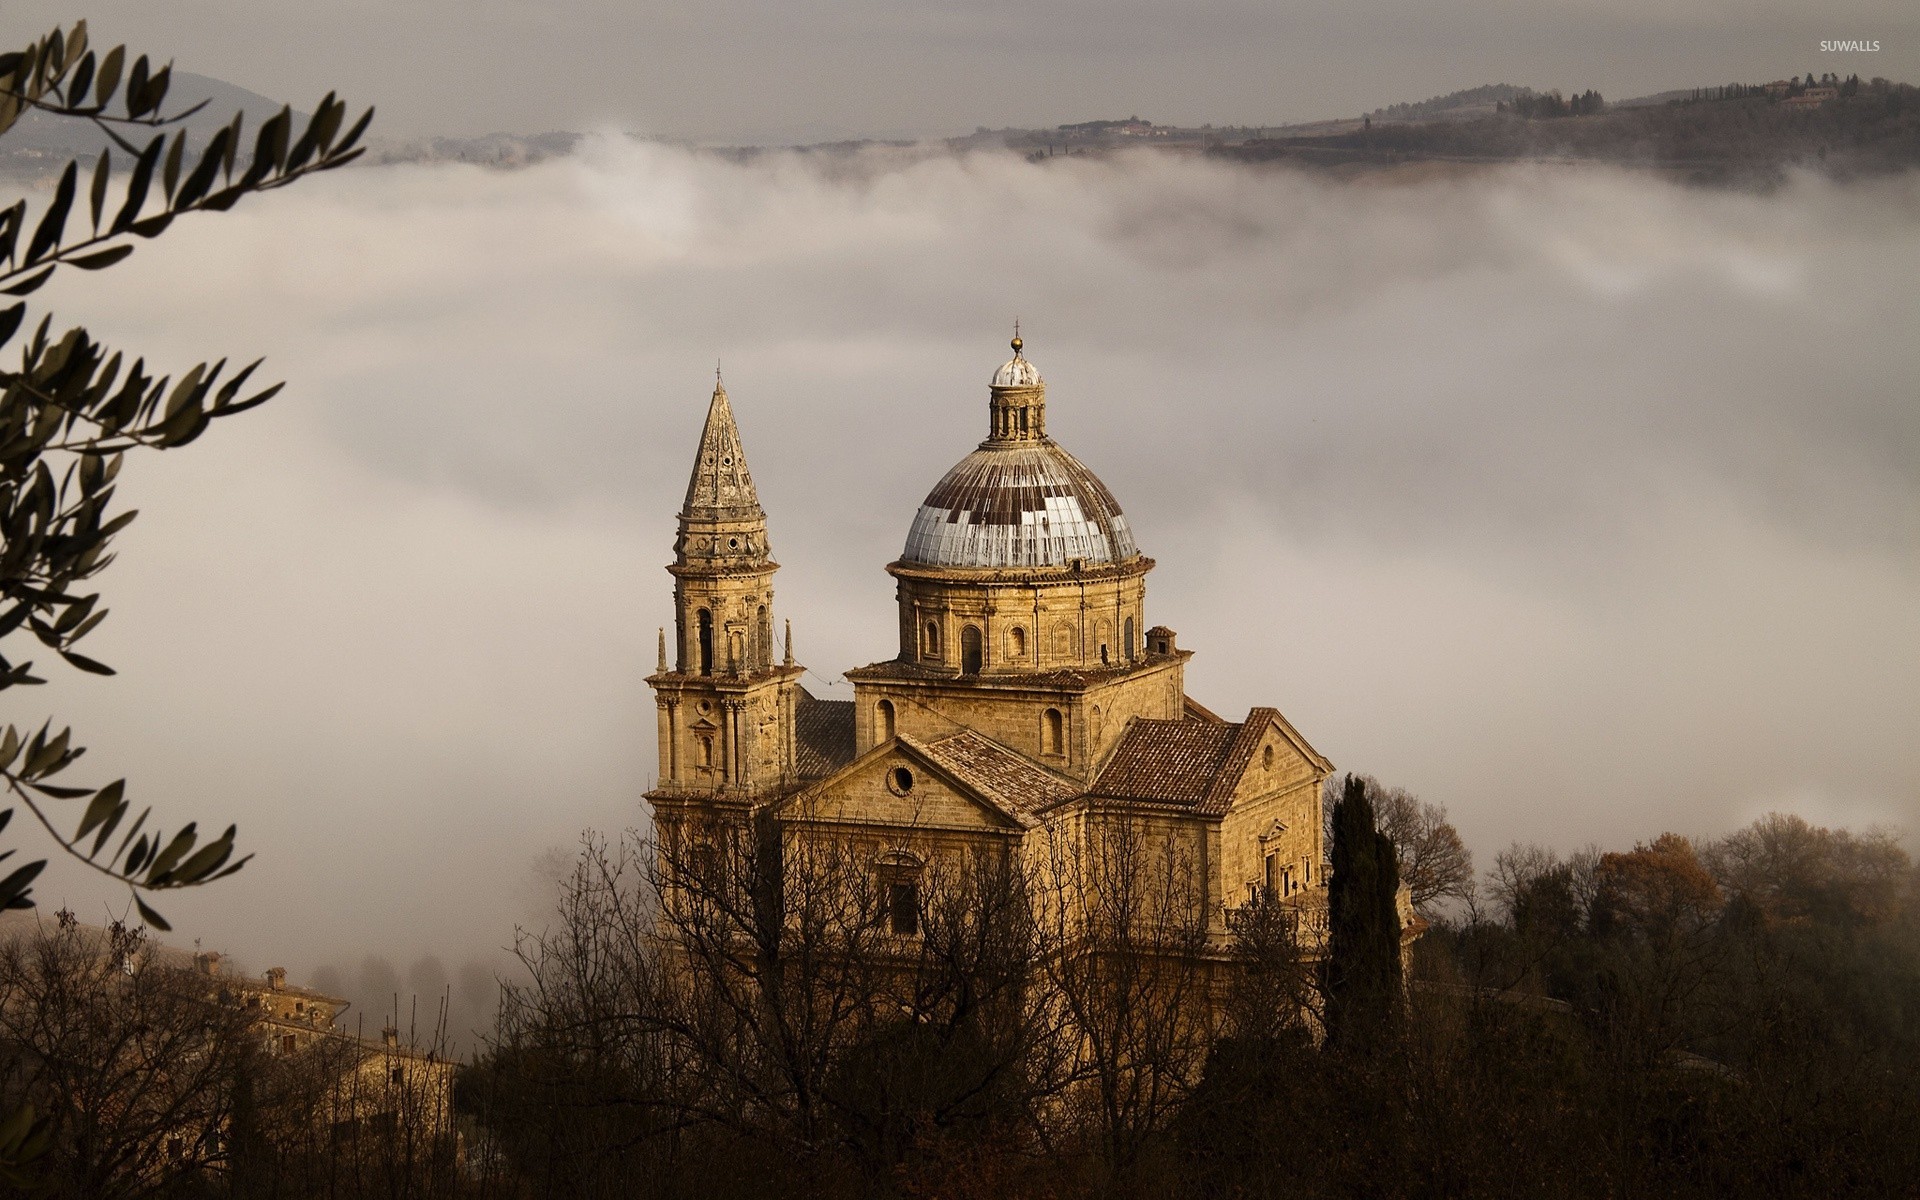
1488 842 1600 931
1031 806 1215 1181
1701 811 1911 925
0 913 255 1200
490 817 1068 1195
1220 889 1317 1045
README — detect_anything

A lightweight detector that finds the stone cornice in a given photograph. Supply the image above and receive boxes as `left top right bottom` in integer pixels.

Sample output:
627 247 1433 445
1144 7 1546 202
885 556 1153 586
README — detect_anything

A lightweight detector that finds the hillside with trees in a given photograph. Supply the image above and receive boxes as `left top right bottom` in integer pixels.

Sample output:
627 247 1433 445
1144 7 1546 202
1229 75 1920 182
1368 83 1532 122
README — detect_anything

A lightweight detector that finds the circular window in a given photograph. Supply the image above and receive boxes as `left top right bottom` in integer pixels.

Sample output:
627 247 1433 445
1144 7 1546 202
728 537 739 548
697 700 712 715
722 456 733 466
888 767 914 796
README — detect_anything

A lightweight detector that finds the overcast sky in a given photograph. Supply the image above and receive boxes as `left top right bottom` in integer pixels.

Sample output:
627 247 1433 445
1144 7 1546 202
6 0 1919 140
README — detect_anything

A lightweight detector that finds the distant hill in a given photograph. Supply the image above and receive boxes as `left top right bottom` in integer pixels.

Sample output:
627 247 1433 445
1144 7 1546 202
1614 89 1698 109
1227 77 1920 184
1368 84 1532 122
367 130 583 168
0 72 306 178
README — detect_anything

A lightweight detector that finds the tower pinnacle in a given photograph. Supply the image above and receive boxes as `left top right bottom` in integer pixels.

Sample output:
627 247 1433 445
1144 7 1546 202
667 376 782 677
680 377 764 527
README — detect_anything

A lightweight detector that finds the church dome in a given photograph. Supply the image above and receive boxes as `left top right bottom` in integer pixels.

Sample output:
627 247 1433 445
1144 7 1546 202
902 337 1139 569
991 351 1043 388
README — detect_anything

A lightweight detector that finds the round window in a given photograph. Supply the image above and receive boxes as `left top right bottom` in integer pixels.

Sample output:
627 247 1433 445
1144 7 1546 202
888 767 914 796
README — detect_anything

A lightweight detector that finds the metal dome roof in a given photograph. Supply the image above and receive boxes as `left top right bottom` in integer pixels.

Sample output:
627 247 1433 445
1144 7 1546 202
992 331 1043 388
902 441 1139 569
992 354 1042 388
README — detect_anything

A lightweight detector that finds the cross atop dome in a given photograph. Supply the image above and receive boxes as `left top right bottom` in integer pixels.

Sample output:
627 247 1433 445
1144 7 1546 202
991 325 1043 391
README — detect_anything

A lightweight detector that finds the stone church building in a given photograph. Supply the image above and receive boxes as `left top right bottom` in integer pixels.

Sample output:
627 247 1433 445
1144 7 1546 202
644 336 1338 959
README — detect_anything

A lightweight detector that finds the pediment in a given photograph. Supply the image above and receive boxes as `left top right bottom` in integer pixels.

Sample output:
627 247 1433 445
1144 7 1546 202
1222 708 1333 814
777 736 1029 833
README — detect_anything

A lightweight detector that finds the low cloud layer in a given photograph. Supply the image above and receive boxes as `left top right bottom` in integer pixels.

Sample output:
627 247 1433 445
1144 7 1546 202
23 144 1918 1015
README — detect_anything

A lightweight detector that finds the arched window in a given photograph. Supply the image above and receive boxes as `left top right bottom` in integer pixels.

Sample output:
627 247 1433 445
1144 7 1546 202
924 620 941 658
874 851 923 936
1124 616 1135 660
756 605 771 667
876 699 896 742
1091 705 1103 743
697 609 714 675
696 735 714 768
1052 624 1072 659
1043 708 1064 756
1009 626 1026 657
961 625 983 674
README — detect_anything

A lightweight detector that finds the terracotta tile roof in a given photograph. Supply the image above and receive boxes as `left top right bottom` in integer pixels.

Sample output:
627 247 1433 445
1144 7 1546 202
794 692 854 778
1202 709 1275 814
915 730 1081 822
1090 708 1278 815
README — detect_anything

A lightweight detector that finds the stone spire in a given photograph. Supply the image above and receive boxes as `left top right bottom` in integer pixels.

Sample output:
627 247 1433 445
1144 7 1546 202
681 375 764 523
675 376 772 570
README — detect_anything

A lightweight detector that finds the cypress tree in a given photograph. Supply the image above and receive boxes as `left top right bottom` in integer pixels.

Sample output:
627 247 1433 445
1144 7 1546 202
1324 775 1404 1053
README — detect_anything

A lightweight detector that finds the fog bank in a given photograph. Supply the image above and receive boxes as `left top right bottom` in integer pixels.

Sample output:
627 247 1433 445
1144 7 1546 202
22 143 1917 1013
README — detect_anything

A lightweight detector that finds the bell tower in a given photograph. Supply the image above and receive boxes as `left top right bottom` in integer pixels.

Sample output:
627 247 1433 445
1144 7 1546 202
647 374 804 800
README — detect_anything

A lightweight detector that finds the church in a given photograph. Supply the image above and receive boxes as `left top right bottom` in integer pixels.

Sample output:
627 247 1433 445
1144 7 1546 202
644 334 1338 955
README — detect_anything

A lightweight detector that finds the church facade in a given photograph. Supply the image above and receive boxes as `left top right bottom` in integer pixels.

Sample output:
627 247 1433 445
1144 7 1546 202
644 337 1337 963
